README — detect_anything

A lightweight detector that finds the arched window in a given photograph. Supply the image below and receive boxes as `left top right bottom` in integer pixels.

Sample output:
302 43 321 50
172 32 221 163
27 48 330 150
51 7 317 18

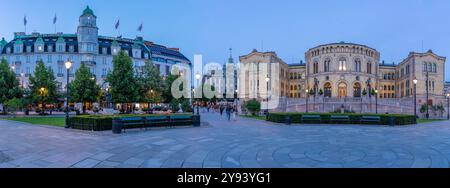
428 63 432 72
367 62 372 74
339 58 346 71
324 82 332 98
433 63 437 73
353 83 361 98
354 58 361 72
423 62 427 72
324 59 331 72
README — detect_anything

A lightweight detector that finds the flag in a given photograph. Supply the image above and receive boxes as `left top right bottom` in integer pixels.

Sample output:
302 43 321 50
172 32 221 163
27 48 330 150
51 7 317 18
53 14 57 24
23 16 27 26
137 23 143 32
115 19 120 30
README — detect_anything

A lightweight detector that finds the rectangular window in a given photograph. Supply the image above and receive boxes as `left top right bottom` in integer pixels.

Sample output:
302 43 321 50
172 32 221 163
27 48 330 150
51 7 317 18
26 56 30 63
102 68 107 76
58 66 64 74
47 55 52 63
165 65 170 75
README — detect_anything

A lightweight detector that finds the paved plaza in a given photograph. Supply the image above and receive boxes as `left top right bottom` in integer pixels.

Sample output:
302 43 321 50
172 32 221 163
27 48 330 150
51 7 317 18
1 113 450 168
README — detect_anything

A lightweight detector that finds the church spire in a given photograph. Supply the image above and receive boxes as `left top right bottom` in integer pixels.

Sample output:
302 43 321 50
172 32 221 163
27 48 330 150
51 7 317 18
227 48 234 64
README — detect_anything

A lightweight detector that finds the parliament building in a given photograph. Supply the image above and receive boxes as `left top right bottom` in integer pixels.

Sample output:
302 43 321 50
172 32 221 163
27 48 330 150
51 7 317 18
239 42 448 115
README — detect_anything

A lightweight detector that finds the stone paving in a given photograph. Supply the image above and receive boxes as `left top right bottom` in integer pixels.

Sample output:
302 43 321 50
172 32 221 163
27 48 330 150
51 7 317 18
1 113 450 168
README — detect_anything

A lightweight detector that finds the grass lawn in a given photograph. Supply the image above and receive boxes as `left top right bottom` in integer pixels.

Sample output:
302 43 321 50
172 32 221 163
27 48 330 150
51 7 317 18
241 115 267 121
2 117 66 127
417 118 448 124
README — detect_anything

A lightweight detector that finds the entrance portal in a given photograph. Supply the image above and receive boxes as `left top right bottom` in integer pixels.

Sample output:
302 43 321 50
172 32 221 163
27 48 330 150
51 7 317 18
338 82 347 98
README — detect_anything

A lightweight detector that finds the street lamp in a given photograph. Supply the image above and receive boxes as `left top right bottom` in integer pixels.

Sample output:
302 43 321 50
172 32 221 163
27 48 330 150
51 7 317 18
195 73 201 115
447 93 450 120
64 60 72 128
265 75 270 120
425 71 430 119
191 88 195 115
305 89 309 113
235 89 239 115
413 78 418 118
375 89 378 114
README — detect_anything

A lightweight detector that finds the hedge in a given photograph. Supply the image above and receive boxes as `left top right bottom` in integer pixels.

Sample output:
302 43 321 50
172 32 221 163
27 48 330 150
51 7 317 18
68 113 194 131
267 113 416 125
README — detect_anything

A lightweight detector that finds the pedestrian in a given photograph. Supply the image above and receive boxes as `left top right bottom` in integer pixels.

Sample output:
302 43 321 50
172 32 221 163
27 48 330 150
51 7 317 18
232 105 237 121
220 105 224 115
226 105 231 121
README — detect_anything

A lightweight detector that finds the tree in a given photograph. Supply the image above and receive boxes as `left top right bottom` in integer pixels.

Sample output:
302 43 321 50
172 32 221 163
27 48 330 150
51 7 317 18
69 62 101 114
318 88 324 96
0 58 22 114
4 98 23 117
106 50 139 112
362 88 367 96
244 99 261 116
162 74 179 103
28 60 58 113
137 60 163 110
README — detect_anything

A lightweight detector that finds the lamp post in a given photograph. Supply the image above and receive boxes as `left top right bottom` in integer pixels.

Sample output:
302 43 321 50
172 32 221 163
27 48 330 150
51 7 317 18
447 93 450 120
375 89 378 114
265 75 270 120
413 78 418 118
426 71 430 119
235 89 238 115
195 73 201 115
64 60 72 128
191 88 195 115
305 89 309 113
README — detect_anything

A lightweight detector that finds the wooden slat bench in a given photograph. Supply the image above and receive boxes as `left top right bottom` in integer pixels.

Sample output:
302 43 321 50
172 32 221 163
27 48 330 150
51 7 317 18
301 115 321 123
144 116 170 130
330 115 350 123
170 115 194 127
360 116 381 124
118 117 145 132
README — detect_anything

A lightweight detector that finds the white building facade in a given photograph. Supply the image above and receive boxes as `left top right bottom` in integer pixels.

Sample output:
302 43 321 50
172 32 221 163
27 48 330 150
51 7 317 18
0 6 191 91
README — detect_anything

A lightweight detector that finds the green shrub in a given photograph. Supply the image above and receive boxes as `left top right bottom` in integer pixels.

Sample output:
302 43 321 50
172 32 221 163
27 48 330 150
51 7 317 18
244 99 261 116
267 112 416 126
68 113 194 131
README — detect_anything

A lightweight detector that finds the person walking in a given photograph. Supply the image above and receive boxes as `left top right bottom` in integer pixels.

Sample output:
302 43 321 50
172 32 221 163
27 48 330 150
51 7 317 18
220 105 224 116
226 105 232 121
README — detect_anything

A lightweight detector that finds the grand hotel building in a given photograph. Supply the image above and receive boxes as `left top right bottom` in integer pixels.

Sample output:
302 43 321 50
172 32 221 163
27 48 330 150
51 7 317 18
239 42 448 115
0 6 190 91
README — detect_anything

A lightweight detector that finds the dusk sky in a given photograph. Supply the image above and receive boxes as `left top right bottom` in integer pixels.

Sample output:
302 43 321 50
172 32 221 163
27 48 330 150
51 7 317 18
1 0 449 80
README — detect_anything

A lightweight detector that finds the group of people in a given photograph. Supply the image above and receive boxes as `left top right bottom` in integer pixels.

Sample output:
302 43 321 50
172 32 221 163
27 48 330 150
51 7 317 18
200 102 238 121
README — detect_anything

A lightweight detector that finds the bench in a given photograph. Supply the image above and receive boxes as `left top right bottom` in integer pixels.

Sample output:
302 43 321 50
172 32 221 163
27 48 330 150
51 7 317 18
144 116 170 130
112 115 196 134
118 117 145 132
301 115 321 123
170 115 194 127
330 115 350 123
360 116 381 124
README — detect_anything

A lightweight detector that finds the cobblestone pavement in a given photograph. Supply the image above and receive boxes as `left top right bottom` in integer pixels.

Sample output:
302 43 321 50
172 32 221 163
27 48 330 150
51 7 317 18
1 113 450 168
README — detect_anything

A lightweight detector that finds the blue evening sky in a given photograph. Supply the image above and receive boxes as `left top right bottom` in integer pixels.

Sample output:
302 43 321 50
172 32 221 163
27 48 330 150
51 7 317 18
1 0 449 81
